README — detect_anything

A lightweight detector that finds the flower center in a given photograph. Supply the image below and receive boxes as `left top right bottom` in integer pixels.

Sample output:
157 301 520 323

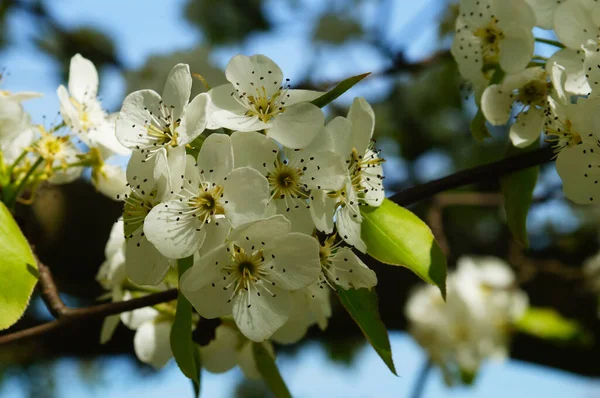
232 78 291 124
473 19 504 65
267 159 307 199
142 102 180 149
224 245 265 294
123 192 155 237
515 79 550 107
189 184 225 222
348 147 385 195
69 97 94 131
31 127 73 170
545 118 582 152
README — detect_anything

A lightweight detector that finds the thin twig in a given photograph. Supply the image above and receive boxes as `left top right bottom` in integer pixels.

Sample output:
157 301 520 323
390 147 555 206
410 358 433 398
37 262 68 318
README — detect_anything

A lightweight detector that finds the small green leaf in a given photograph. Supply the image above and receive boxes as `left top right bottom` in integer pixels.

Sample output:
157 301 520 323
186 134 206 159
501 143 539 247
336 287 397 375
0 201 38 330
310 72 370 108
515 307 593 346
171 256 202 393
470 109 491 142
362 198 447 298
253 342 291 398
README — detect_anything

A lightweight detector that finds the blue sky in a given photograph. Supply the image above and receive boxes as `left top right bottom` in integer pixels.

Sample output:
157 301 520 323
0 0 598 396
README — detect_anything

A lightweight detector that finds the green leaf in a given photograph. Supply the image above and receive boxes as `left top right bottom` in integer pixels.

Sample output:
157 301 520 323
253 342 291 398
514 307 593 346
361 198 447 299
0 201 38 330
171 256 202 393
310 72 370 108
336 287 397 375
470 109 491 142
500 143 539 247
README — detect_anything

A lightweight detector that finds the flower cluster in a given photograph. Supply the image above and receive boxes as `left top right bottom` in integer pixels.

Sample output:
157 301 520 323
98 54 382 371
0 55 130 206
405 256 528 385
451 0 600 204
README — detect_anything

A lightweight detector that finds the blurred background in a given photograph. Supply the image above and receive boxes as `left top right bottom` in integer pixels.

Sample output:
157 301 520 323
0 0 599 396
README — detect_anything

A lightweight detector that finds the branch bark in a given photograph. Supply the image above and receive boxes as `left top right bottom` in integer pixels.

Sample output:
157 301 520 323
390 146 555 206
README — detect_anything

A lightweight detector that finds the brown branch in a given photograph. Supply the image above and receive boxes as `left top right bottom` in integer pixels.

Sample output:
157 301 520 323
426 192 503 255
390 147 555 206
0 258 178 345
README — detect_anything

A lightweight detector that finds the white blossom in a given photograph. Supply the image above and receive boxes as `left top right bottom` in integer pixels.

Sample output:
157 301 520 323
116 63 209 157
180 215 321 342
208 54 324 149
143 133 270 259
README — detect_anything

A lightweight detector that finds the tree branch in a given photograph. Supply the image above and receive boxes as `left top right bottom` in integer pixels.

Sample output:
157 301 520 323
390 146 555 206
0 258 178 345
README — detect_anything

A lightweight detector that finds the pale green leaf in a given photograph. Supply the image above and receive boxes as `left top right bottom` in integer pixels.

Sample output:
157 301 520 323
501 143 539 247
171 256 202 393
0 201 38 330
515 307 592 345
361 198 447 298
310 73 370 108
336 287 397 375
253 342 292 398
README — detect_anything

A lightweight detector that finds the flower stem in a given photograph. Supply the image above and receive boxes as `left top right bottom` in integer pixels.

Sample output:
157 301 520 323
410 358 432 398
7 150 29 176
5 156 43 208
535 37 565 49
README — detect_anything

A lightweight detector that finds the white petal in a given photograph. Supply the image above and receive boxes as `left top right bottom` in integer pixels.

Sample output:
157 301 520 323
304 116 349 155
569 96 600 139
480 84 513 126
275 199 314 235
94 164 129 200
554 1 599 49
231 130 278 171
178 92 209 145
144 199 207 259
360 152 385 207
126 230 171 285
264 233 321 290
451 28 485 83
197 219 230 257
161 63 191 120
348 97 375 154
223 167 270 228
199 325 239 373
509 107 545 148
547 49 589 97
68 54 98 102
556 143 600 204
499 26 534 74
329 247 377 289
583 40 600 96
233 282 292 342
525 0 560 29
126 149 166 199
297 150 348 191
87 120 131 157
271 292 314 344
115 89 163 150
267 102 324 149
121 294 160 329
228 214 291 252
181 246 235 318
134 320 173 369
197 133 233 183
309 189 336 233
166 145 187 194
57 85 79 129
226 54 283 98
306 281 332 330
104 218 125 260
237 340 269 380
336 205 366 253
285 89 323 106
